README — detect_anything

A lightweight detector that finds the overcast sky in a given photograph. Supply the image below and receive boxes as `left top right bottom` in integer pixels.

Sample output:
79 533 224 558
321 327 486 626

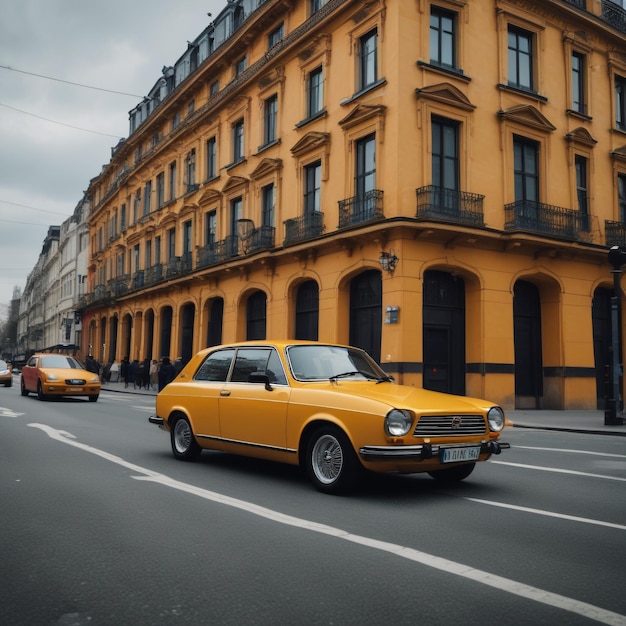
0 0 225 317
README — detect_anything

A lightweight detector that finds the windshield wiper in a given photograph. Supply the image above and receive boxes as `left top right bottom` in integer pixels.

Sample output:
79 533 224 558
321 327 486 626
329 370 361 381
375 375 394 384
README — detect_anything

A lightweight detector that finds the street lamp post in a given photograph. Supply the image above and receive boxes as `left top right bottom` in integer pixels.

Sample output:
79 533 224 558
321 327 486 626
606 246 626 425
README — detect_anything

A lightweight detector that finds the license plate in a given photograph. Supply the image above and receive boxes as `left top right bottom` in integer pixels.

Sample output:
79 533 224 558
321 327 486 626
441 446 480 463
69 387 82 392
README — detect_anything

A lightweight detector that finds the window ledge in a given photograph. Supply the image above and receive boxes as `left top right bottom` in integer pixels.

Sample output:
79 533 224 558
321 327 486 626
225 158 247 171
417 61 470 82
295 109 328 129
566 109 592 122
256 138 281 155
497 83 548 103
341 78 387 106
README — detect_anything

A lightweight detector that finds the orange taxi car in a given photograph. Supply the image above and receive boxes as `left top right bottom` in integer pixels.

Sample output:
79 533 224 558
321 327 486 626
0 359 12 387
150 341 510 493
20 354 101 402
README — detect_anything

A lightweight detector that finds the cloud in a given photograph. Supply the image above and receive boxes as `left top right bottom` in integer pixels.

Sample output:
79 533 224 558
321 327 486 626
0 0 224 311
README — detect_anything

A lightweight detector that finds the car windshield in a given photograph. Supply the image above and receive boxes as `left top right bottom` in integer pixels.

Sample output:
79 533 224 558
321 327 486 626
286 345 387 381
40 356 82 369
0 360 8 370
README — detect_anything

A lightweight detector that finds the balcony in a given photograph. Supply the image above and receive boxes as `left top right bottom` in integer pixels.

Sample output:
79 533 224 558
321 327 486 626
145 263 163 286
504 201 583 240
196 236 240 270
241 225 275 254
416 185 485 227
338 190 384 229
131 271 144 290
605 220 626 248
602 0 626 34
562 0 586 8
284 212 325 245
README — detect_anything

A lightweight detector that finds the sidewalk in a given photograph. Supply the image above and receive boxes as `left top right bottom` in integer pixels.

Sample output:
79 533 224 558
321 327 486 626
100 380 626 437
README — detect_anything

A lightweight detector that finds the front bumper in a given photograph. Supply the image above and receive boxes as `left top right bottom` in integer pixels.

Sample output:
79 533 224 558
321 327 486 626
44 384 100 395
359 440 510 461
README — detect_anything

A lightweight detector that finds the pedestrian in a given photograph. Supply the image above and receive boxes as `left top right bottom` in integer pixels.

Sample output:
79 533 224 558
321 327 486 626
128 359 139 388
174 357 184 376
120 356 129 387
136 359 146 389
158 357 176 391
149 359 159 391
141 358 150 389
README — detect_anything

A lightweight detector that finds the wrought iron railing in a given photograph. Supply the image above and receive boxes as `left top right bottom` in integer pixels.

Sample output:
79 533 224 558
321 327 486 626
602 0 626 34
504 201 582 240
145 263 163 286
338 190 384 229
605 220 626 247
415 185 485 227
241 225 275 254
284 212 325 245
562 0 586 9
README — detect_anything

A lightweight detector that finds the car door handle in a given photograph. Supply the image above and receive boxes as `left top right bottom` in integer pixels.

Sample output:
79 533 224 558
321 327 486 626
220 390 231 397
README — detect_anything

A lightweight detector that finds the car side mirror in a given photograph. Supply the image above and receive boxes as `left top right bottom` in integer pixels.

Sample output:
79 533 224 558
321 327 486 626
248 371 273 391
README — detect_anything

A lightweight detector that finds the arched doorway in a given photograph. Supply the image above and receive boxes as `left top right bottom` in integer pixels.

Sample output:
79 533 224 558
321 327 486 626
246 292 266 340
422 270 466 395
349 270 382 362
180 303 195 364
122 313 132 359
513 280 543 409
160 306 173 358
144 310 155 361
108 315 118 363
295 280 319 340
207 298 224 347
592 287 612 410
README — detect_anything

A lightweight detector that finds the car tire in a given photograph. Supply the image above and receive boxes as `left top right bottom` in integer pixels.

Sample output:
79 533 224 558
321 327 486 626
20 378 28 396
37 381 47 401
428 462 476 483
305 426 359 494
170 415 201 461
89 395 98 402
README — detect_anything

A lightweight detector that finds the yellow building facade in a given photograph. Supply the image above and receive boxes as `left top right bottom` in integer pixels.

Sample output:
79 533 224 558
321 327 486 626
82 0 626 410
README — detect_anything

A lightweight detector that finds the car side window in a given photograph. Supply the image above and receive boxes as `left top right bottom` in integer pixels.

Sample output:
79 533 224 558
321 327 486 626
194 349 235 382
230 348 288 385
27 357 37 367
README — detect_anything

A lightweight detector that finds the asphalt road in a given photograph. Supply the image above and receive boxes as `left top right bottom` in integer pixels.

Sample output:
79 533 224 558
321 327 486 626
1 384 625 625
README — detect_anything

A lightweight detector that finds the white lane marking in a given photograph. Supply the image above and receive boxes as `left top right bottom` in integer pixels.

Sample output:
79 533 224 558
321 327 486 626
514 446 626 459
0 407 25 418
27 422 626 626
465 498 626 531
491 461 626 482
131 406 155 413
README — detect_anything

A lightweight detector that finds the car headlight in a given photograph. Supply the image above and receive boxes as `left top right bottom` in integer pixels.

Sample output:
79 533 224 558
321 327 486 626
89 376 100 383
487 406 505 432
385 409 413 436
46 373 59 382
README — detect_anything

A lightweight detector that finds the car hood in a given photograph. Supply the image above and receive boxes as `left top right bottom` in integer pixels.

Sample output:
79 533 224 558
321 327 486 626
41 368 99 380
296 380 496 413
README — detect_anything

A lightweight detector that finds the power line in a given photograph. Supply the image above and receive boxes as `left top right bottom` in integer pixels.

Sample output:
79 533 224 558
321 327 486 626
0 64 143 98
0 200 69 216
0 102 124 138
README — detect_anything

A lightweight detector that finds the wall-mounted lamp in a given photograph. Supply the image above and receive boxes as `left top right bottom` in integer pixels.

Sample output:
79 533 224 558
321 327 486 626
378 251 398 273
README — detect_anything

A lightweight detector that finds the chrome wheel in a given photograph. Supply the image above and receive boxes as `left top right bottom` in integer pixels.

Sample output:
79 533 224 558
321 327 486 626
170 416 201 461
311 433 343 485
305 426 359 494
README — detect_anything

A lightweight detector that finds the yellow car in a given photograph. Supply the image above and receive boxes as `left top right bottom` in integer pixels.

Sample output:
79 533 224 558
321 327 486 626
0 359 12 387
20 354 101 402
151 341 509 493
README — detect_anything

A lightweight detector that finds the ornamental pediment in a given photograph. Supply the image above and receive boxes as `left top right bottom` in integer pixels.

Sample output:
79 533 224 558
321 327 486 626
611 145 626 163
415 83 475 111
221 175 249 194
198 188 222 205
338 104 386 130
565 127 597 147
290 132 330 157
250 158 282 180
497 105 556 132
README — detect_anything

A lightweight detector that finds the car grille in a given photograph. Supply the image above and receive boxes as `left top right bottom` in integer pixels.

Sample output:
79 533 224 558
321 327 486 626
413 415 486 437
65 379 86 385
